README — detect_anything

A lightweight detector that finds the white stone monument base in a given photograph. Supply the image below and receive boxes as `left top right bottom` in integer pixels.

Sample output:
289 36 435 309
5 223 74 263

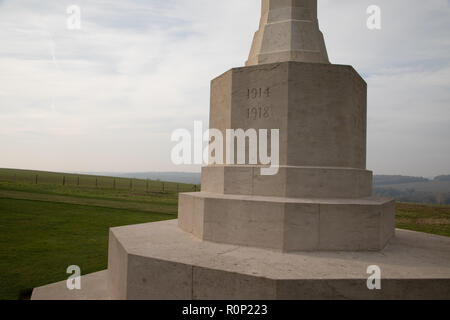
178 192 395 252
32 220 450 300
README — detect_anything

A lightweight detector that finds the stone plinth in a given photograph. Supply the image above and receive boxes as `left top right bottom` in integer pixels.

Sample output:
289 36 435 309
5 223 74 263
31 221 450 300
210 62 368 168
178 193 394 252
104 220 450 300
32 271 110 300
201 165 373 199
178 61 394 252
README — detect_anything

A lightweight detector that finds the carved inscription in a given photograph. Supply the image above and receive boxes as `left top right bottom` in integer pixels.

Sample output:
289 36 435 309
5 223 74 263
247 87 270 99
246 87 271 120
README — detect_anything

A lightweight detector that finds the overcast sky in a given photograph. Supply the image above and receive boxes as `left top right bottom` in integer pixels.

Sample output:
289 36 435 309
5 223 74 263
0 0 449 177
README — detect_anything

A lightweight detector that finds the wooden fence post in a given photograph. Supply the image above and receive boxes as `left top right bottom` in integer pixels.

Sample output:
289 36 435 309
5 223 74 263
162 182 165 193
130 179 133 190
96 177 98 188
62 176 65 186
146 179 149 193
35 175 38 185
113 179 116 189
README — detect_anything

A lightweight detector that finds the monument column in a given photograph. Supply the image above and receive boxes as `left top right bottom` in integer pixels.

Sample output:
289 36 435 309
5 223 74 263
178 0 395 252
247 0 329 66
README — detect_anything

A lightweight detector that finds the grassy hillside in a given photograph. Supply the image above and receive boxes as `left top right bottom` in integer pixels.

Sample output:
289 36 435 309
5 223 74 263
0 169 449 300
373 175 429 185
374 176 450 205
375 180 450 193
0 169 198 300
0 198 173 300
0 168 200 194
396 202 450 237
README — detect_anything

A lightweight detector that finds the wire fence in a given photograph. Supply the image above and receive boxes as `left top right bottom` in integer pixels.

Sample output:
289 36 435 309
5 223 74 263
0 170 200 194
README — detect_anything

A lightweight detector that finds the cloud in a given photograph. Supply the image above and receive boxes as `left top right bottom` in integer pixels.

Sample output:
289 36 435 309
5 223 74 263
320 0 450 176
0 0 449 176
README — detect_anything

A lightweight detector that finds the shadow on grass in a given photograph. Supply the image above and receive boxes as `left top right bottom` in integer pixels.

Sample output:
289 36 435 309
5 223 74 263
18 288 33 300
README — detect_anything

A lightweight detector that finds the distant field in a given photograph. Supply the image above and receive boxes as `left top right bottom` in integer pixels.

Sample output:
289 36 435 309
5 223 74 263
376 180 450 193
0 198 174 300
374 180 450 205
0 168 197 300
0 169 449 300
396 202 450 237
0 168 200 194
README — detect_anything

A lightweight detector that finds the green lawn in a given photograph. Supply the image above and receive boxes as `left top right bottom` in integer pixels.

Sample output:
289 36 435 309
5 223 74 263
0 183 179 214
0 168 199 194
396 202 450 237
0 198 174 300
0 169 449 300
0 169 193 300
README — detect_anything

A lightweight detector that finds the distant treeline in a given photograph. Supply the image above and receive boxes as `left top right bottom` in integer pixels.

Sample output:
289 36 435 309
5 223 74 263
373 174 450 205
373 175 429 185
434 175 450 182
374 187 450 205
374 174 450 185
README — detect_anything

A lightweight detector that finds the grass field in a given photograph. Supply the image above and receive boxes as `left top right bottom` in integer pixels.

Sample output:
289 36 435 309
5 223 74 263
0 169 188 300
0 168 200 194
0 168 449 300
396 202 450 237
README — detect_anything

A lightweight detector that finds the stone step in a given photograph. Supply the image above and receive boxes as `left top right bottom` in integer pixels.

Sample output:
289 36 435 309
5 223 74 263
201 165 372 199
31 270 110 300
31 221 450 300
178 192 395 251
106 220 450 299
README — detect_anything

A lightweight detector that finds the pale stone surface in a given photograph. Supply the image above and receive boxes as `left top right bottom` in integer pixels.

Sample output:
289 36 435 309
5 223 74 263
107 228 128 300
31 271 110 300
202 165 373 198
126 254 192 300
246 0 329 66
186 60 393 251
179 192 395 251
32 220 450 300
209 62 368 168
106 220 450 300
182 59 394 252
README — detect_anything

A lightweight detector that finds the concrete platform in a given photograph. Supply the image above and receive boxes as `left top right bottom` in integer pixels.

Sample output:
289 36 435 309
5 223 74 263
31 271 110 300
107 220 450 300
32 220 450 300
179 192 395 251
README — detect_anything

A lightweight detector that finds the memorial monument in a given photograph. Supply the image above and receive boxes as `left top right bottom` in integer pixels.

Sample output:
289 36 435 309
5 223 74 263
178 0 394 252
32 0 450 300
